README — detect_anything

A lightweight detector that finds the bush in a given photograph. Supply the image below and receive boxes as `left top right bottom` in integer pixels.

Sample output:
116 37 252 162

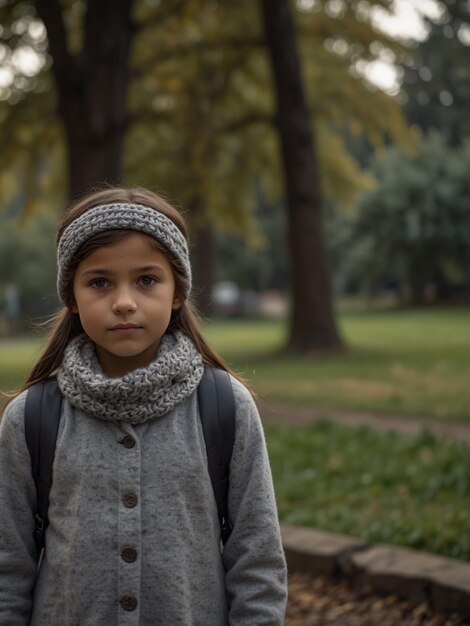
342 133 470 302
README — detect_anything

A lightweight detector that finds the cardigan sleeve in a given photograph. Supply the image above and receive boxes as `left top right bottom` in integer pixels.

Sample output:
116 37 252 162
222 378 287 625
0 392 39 625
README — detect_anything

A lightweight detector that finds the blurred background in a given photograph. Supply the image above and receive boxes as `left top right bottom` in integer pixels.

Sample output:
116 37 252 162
0 0 469 563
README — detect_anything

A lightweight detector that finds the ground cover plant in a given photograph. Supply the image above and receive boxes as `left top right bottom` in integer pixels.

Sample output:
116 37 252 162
266 421 470 561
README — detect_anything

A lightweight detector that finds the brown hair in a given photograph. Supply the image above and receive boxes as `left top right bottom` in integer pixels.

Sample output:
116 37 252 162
14 185 239 394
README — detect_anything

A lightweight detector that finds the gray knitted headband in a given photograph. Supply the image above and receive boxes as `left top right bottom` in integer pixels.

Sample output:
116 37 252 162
57 202 191 303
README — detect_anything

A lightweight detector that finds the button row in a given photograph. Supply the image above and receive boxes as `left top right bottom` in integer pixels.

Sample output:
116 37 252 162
118 434 138 613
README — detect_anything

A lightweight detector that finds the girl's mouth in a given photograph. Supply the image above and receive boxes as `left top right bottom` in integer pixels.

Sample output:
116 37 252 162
110 324 141 333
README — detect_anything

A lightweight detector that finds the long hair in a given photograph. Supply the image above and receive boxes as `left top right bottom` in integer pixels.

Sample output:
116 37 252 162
14 186 239 395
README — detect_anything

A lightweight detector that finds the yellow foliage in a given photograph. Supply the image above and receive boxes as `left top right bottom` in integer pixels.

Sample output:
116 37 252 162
316 124 376 211
127 0 414 231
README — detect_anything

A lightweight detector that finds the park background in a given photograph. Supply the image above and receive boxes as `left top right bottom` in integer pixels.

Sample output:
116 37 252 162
0 0 469 568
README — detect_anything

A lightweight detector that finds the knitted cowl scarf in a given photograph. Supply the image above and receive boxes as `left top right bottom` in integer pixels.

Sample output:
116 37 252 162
57 330 204 424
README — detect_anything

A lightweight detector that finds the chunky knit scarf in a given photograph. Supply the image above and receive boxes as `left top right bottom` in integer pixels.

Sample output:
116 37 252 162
57 331 204 424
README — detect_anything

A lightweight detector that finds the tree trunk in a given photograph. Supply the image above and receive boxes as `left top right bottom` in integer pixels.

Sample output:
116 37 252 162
260 0 343 352
189 196 215 316
35 0 135 199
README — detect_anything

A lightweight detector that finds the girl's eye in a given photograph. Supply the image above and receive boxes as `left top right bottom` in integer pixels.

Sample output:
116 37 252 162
139 276 157 287
90 278 109 289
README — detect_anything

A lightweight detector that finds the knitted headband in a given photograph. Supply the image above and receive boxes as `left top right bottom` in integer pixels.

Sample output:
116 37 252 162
57 202 191 303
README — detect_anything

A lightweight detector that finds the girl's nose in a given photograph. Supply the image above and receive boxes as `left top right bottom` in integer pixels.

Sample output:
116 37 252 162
112 287 137 313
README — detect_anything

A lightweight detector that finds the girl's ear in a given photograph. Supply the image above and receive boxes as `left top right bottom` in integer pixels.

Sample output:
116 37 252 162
172 295 182 311
69 299 79 314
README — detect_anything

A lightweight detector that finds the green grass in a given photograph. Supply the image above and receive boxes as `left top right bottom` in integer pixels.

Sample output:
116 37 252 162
205 308 470 421
266 421 470 561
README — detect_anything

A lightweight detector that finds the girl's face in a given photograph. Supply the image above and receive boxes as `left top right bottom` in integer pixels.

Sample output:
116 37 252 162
71 233 182 377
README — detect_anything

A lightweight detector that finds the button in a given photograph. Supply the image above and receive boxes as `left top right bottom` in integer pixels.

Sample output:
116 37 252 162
119 435 135 449
120 595 137 611
122 493 137 508
121 547 137 563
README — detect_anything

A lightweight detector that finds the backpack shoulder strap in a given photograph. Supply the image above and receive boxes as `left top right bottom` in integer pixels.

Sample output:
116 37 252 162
197 366 236 546
24 377 63 554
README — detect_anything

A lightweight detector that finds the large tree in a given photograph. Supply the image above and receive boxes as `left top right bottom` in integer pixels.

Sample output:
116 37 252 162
261 0 342 351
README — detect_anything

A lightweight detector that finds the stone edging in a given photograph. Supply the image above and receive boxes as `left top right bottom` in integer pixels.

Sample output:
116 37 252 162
281 524 470 619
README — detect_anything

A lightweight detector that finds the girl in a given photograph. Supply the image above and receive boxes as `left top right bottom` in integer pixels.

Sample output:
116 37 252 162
0 187 287 625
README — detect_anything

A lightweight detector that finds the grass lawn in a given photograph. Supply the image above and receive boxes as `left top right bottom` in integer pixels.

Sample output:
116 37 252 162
205 308 470 421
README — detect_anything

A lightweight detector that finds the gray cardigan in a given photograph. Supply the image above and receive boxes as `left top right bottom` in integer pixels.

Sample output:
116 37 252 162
0 377 287 625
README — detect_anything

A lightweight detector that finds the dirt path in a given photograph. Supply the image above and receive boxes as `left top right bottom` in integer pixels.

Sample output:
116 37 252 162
259 402 470 444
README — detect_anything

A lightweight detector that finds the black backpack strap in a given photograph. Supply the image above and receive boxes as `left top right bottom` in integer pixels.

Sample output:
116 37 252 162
24 378 63 554
198 367 236 546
